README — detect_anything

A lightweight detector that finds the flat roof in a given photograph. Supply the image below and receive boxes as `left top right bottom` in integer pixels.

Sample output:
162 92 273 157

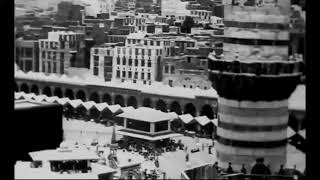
117 130 182 141
29 149 100 161
116 107 174 122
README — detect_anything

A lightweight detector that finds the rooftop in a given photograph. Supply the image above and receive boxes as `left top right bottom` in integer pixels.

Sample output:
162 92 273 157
116 107 175 122
15 70 218 99
29 149 100 161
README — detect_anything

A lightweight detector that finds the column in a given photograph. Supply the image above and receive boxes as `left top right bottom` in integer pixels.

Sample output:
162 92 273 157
124 118 127 128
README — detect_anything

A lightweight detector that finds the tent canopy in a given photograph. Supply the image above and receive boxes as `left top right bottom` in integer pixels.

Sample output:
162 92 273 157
195 116 211 126
287 127 296 138
117 107 174 123
178 114 195 124
94 102 109 112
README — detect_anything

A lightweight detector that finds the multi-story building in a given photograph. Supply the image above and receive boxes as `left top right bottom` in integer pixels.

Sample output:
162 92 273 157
190 9 212 24
90 43 117 81
79 0 115 17
39 31 85 75
56 1 84 24
161 0 191 19
162 54 211 90
15 39 39 72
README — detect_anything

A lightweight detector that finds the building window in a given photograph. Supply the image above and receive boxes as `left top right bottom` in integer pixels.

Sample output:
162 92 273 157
169 80 173 87
25 61 33 72
94 49 99 54
143 80 146 84
116 70 120 78
94 56 99 61
204 86 207 90
187 57 191 63
52 52 56 60
147 73 151 80
165 65 169 73
41 42 44 48
134 72 138 79
142 49 145 56
141 59 145 66
117 57 121 65
123 57 126 65
128 39 131 44
132 39 136 44
42 51 46 59
150 41 154 46
171 66 175 74
190 85 193 88
105 57 113 66
53 62 56 73
141 72 144 79
122 71 126 78
156 41 160 46
135 59 138 66
47 62 51 73
48 52 51 59
60 42 65 49
129 58 132 66
147 60 151 67
144 41 148 46
148 49 151 56
128 71 132 78
183 85 186 88
25 48 33 57
133 79 137 83
45 42 48 49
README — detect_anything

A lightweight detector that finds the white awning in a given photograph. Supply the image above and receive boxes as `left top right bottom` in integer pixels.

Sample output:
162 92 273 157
22 93 37 100
45 96 59 103
55 98 70 106
121 106 135 113
212 118 218 126
178 114 195 124
194 116 211 126
168 112 179 121
80 101 96 110
94 102 109 112
287 127 296 138
298 129 306 139
68 99 83 108
108 104 123 114
32 95 48 102
15 92 26 99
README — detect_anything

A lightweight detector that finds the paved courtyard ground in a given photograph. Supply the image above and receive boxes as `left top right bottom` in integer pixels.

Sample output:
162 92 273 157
63 119 305 178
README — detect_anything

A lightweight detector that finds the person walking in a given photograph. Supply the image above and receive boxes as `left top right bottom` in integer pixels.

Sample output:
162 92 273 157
241 164 247 174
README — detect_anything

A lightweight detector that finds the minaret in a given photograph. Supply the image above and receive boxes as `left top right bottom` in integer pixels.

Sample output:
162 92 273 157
208 0 303 173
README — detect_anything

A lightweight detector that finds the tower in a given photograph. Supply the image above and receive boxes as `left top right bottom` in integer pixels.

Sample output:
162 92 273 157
208 0 303 173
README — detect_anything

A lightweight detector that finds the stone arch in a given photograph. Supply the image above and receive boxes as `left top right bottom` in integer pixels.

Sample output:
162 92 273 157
142 98 153 108
42 86 52 97
155 99 167 112
65 89 74 100
114 95 125 106
169 101 182 115
184 103 196 117
89 92 100 103
102 93 112 104
200 104 214 119
53 87 63 98
76 90 87 101
15 82 19 92
20 83 29 93
30 84 39 95
127 96 138 108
